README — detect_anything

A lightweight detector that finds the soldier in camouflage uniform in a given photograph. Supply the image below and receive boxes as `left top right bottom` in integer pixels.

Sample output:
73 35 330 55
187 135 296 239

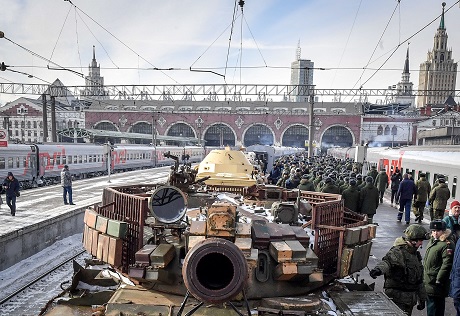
367 165 379 184
342 178 360 213
413 173 431 223
374 168 389 204
429 177 451 220
423 220 453 316
297 174 315 191
359 176 379 224
321 177 340 194
370 224 428 315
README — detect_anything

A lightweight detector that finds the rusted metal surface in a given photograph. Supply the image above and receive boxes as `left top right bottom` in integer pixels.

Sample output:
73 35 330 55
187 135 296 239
182 238 248 304
329 291 406 315
96 184 159 272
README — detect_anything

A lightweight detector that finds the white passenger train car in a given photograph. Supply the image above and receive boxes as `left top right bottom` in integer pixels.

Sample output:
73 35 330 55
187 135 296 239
328 145 460 199
246 145 306 173
0 144 210 188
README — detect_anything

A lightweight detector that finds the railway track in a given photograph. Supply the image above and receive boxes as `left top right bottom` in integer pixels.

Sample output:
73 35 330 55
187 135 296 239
0 247 90 315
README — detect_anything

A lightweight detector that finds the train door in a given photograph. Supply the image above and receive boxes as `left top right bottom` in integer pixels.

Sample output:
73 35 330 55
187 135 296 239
425 172 431 183
28 145 39 181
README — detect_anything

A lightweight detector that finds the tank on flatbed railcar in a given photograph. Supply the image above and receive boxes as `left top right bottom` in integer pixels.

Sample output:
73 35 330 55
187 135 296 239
78 182 375 314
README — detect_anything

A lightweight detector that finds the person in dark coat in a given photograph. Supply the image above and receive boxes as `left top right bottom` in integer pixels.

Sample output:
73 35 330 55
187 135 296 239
390 168 402 207
429 177 451 220
396 173 418 225
297 174 315 191
321 177 340 194
359 176 379 224
374 168 389 204
61 165 74 205
367 165 378 184
2 171 20 216
450 228 460 315
414 173 431 223
342 178 360 213
444 200 460 245
370 224 428 315
267 164 281 185
423 220 454 316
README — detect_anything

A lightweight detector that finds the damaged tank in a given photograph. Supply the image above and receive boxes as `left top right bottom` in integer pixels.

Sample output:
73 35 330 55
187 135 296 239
45 152 405 316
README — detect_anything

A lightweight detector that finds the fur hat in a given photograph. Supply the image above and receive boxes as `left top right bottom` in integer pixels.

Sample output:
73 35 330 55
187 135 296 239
365 176 373 183
430 220 446 231
7 171 13 176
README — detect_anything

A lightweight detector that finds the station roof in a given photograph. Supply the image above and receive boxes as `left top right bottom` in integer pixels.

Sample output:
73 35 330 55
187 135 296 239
58 128 199 143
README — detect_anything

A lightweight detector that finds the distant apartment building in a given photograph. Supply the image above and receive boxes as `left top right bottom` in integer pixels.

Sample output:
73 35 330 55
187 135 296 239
417 3 457 107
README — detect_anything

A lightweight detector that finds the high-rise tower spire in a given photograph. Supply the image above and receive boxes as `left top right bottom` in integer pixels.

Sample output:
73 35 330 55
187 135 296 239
296 40 301 60
417 2 457 107
439 2 446 30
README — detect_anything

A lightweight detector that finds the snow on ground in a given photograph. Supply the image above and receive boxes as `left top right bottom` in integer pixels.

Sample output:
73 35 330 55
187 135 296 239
0 234 84 298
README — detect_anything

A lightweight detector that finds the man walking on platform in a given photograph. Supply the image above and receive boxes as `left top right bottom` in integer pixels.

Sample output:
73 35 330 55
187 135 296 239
2 172 20 216
396 173 417 225
414 173 431 223
61 165 75 205
374 167 389 204
429 177 450 220
390 168 402 207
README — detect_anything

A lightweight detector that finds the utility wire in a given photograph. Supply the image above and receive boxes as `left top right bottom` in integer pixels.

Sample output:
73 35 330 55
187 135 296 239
350 0 401 91
48 5 72 67
66 0 179 84
330 0 362 87
224 0 240 80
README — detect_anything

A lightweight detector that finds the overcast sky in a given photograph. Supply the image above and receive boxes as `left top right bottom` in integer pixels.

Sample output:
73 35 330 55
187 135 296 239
0 0 459 105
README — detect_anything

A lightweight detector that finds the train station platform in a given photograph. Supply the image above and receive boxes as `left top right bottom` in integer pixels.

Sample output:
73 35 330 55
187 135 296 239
0 167 171 271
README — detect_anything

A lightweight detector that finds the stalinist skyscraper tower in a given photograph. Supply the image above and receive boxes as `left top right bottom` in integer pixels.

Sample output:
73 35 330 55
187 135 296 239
417 2 457 108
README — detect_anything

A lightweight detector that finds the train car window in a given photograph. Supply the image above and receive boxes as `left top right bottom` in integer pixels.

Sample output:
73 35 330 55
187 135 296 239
78 155 82 163
73 156 77 164
50 157 54 166
62 155 67 164
453 177 458 199
83 155 87 163
8 157 13 169
0 157 5 169
425 172 430 182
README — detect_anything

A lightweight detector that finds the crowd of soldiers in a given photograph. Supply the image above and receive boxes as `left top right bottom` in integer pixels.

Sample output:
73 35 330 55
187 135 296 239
261 152 460 316
265 153 384 224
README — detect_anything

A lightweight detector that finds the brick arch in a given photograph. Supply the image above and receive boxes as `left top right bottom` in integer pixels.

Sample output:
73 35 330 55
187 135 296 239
93 120 120 131
280 123 309 147
318 124 355 152
202 122 237 147
128 121 153 134
165 121 196 138
242 123 275 146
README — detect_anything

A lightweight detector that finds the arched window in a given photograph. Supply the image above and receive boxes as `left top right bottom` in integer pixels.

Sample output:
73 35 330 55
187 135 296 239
384 126 390 135
391 126 398 136
377 125 383 135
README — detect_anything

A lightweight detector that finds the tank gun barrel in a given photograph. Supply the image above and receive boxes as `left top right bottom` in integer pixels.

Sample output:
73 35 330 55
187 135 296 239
182 238 248 304
192 176 210 185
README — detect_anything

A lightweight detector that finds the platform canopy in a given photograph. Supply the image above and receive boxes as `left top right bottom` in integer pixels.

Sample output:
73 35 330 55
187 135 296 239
58 128 199 144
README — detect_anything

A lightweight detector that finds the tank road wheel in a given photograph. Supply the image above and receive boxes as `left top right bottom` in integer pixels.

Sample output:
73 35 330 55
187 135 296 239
182 238 248 304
